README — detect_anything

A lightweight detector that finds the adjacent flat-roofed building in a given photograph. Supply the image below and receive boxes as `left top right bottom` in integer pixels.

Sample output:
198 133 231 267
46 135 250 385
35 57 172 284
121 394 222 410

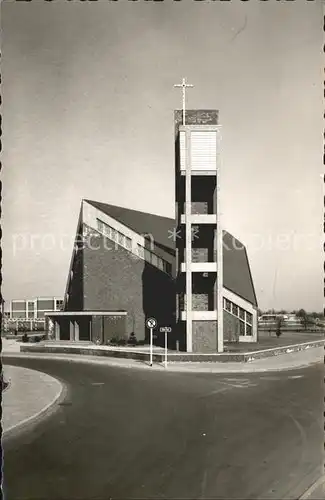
50 110 258 352
9 297 63 320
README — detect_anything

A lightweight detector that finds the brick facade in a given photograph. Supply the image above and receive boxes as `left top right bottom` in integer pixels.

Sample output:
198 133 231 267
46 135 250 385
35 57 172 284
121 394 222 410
65 235 84 312
191 248 209 263
174 109 219 131
82 230 175 342
182 201 208 215
181 293 209 311
90 315 127 344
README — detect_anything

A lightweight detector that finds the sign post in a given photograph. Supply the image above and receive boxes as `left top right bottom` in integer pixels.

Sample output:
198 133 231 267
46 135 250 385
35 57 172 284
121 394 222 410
146 317 157 367
160 326 172 368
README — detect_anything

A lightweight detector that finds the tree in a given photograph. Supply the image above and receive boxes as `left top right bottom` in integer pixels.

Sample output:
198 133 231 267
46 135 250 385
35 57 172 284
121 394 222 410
310 312 324 320
275 317 283 337
296 309 309 330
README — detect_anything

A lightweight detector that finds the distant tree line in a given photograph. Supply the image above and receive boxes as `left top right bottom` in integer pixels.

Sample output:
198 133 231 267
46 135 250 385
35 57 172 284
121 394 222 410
258 308 324 333
259 309 323 318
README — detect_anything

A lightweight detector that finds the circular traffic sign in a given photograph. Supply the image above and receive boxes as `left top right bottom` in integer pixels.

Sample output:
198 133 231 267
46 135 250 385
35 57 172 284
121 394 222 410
146 317 157 329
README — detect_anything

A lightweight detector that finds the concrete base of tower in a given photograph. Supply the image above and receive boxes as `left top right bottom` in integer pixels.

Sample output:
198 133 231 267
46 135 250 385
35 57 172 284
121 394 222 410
192 321 218 352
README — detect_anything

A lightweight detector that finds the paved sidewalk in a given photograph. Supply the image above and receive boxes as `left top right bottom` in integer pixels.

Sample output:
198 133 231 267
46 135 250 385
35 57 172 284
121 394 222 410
166 345 324 373
2 365 63 435
2 338 323 373
2 339 23 353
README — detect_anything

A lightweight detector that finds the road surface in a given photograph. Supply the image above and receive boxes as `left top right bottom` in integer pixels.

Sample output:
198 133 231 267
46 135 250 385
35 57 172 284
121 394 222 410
3 356 323 500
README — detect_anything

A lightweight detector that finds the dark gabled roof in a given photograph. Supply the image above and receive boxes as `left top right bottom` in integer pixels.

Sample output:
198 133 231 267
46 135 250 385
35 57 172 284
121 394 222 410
84 199 257 307
85 199 176 254
222 231 258 307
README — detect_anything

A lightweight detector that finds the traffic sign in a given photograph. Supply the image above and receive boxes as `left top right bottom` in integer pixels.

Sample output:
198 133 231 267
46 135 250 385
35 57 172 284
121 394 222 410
160 326 172 333
146 317 157 329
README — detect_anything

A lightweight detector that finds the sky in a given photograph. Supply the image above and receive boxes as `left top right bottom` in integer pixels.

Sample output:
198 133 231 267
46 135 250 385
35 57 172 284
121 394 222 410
2 0 323 312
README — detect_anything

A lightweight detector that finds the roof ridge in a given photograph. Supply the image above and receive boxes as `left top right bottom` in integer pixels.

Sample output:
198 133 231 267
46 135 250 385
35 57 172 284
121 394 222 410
84 199 174 222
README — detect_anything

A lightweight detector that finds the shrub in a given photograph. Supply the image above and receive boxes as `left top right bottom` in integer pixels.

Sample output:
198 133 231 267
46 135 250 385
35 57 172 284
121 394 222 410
128 332 137 346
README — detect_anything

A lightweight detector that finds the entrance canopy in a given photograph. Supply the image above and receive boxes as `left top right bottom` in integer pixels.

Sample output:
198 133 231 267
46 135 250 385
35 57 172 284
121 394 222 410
45 311 127 344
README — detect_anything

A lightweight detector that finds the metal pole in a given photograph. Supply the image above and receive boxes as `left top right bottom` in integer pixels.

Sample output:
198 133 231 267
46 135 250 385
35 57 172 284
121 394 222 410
150 327 153 366
164 330 168 368
216 127 224 353
182 87 185 126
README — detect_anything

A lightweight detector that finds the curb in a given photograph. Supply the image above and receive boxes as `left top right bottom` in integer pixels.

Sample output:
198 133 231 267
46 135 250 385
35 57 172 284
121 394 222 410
299 475 325 499
18 339 325 363
2 350 322 374
2 373 65 440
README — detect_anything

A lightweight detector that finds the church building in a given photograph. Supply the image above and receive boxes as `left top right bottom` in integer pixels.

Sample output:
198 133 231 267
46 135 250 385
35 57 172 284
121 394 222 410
46 109 258 352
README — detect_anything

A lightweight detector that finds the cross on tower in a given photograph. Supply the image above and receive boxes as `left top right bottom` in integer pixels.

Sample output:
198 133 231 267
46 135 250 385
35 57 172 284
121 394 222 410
174 77 194 126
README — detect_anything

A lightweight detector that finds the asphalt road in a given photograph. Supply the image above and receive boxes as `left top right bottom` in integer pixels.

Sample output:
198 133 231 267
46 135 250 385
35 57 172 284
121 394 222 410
3 357 323 500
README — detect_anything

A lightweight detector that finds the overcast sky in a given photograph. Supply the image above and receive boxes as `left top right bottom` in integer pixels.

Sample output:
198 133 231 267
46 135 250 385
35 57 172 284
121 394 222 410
2 0 323 312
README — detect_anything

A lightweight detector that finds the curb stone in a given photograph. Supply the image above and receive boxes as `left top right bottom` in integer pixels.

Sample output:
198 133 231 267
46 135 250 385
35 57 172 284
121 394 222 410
2 346 323 374
2 365 64 439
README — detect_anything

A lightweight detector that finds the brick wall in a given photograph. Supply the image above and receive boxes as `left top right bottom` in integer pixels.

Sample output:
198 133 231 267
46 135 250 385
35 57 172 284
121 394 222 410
66 246 84 311
83 231 175 342
181 248 211 263
174 110 219 132
192 321 217 352
180 293 208 310
83 233 145 339
191 248 209 262
103 315 126 343
192 294 209 310
182 202 208 215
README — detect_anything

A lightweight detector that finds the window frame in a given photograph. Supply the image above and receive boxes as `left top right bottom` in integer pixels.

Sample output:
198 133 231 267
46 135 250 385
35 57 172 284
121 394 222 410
137 244 144 259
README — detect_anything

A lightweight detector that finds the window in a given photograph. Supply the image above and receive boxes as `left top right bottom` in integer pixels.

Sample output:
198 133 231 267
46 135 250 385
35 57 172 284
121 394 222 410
225 299 231 312
246 324 252 336
239 308 245 320
151 254 158 267
110 227 117 241
137 244 144 259
56 300 63 311
246 312 253 325
165 262 172 274
118 232 125 246
224 298 253 336
125 236 132 250
144 249 151 263
97 219 104 233
232 303 239 316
